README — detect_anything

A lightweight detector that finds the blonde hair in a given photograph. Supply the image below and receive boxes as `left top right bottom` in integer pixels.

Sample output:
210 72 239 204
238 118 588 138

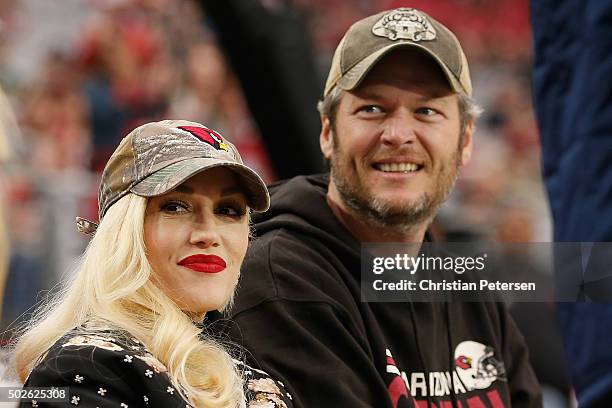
14 194 246 408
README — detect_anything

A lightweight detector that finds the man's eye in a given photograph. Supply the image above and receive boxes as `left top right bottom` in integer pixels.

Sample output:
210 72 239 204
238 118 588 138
416 107 438 116
359 105 383 114
161 200 189 213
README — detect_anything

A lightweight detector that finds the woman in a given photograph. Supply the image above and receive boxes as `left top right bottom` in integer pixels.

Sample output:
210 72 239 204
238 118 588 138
14 120 292 408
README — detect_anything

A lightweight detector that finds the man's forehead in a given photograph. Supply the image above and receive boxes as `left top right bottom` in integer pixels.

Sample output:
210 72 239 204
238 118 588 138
349 86 455 104
361 49 453 93
353 70 455 102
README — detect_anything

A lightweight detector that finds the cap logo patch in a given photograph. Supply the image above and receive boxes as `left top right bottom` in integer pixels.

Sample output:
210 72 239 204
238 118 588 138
372 8 436 42
178 125 229 152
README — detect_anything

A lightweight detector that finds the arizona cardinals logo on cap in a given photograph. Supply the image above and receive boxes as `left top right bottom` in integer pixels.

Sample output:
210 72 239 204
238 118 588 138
178 125 229 152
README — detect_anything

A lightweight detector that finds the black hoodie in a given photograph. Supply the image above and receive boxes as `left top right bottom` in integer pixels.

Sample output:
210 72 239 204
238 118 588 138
226 174 541 408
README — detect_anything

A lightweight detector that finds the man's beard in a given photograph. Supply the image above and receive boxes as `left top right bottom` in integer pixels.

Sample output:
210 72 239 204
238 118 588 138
330 136 462 234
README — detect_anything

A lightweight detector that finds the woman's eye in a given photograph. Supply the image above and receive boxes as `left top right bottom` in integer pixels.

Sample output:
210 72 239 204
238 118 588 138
217 205 246 218
161 201 189 213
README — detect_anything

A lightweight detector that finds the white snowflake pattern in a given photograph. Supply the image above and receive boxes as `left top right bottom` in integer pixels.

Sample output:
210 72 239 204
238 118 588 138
167 386 175 395
143 395 149 402
74 375 84 383
121 404 128 408
287 392 293 400
31 400 38 407
97 388 107 396
71 395 80 405
123 355 133 363
144 369 153 378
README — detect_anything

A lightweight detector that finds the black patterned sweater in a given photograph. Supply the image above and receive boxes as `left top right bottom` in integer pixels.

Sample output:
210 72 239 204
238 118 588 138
20 324 293 408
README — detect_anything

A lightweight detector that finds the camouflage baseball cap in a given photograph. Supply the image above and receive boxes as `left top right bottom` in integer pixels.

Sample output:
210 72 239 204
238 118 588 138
77 120 270 235
324 7 472 97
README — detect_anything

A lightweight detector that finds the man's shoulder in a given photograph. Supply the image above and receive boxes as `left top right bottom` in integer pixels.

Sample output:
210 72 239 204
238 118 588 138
234 222 359 318
238 226 352 307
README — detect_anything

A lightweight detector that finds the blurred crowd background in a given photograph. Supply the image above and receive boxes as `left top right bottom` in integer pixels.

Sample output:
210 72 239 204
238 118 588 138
0 0 556 397
0 0 570 404
0 0 548 333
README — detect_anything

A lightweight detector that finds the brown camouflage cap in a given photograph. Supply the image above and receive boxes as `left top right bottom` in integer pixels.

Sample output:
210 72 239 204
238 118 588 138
324 7 472 97
77 120 269 235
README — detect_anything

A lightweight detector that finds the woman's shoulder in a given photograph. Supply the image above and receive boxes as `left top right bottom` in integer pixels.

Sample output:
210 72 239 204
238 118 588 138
23 324 294 407
36 325 153 374
53 325 147 355
23 326 191 407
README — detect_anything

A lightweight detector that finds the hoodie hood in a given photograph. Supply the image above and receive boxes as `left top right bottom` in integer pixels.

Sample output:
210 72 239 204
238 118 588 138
229 173 540 408
252 173 360 259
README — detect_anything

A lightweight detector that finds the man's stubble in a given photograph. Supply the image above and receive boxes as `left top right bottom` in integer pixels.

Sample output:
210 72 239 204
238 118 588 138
329 131 463 235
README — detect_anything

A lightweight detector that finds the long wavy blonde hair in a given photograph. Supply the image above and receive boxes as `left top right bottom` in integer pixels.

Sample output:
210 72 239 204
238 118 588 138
14 193 246 408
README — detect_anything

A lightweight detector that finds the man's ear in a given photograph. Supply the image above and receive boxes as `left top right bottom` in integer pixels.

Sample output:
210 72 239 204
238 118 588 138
320 116 333 160
460 120 474 165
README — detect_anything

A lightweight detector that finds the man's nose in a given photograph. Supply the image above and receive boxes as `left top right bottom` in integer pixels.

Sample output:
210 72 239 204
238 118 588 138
380 111 417 147
189 218 221 248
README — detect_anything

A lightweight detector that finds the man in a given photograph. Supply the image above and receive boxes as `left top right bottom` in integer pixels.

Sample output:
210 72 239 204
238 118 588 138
227 8 541 408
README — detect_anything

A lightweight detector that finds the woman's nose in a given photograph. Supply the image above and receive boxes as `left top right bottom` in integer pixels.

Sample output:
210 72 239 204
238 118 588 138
189 219 221 248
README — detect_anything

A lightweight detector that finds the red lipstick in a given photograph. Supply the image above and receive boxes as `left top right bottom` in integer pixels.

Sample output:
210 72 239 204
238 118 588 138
178 254 227 273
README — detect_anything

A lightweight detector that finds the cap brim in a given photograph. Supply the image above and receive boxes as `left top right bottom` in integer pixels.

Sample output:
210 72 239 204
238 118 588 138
130 158 270 212
337 42 465 95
